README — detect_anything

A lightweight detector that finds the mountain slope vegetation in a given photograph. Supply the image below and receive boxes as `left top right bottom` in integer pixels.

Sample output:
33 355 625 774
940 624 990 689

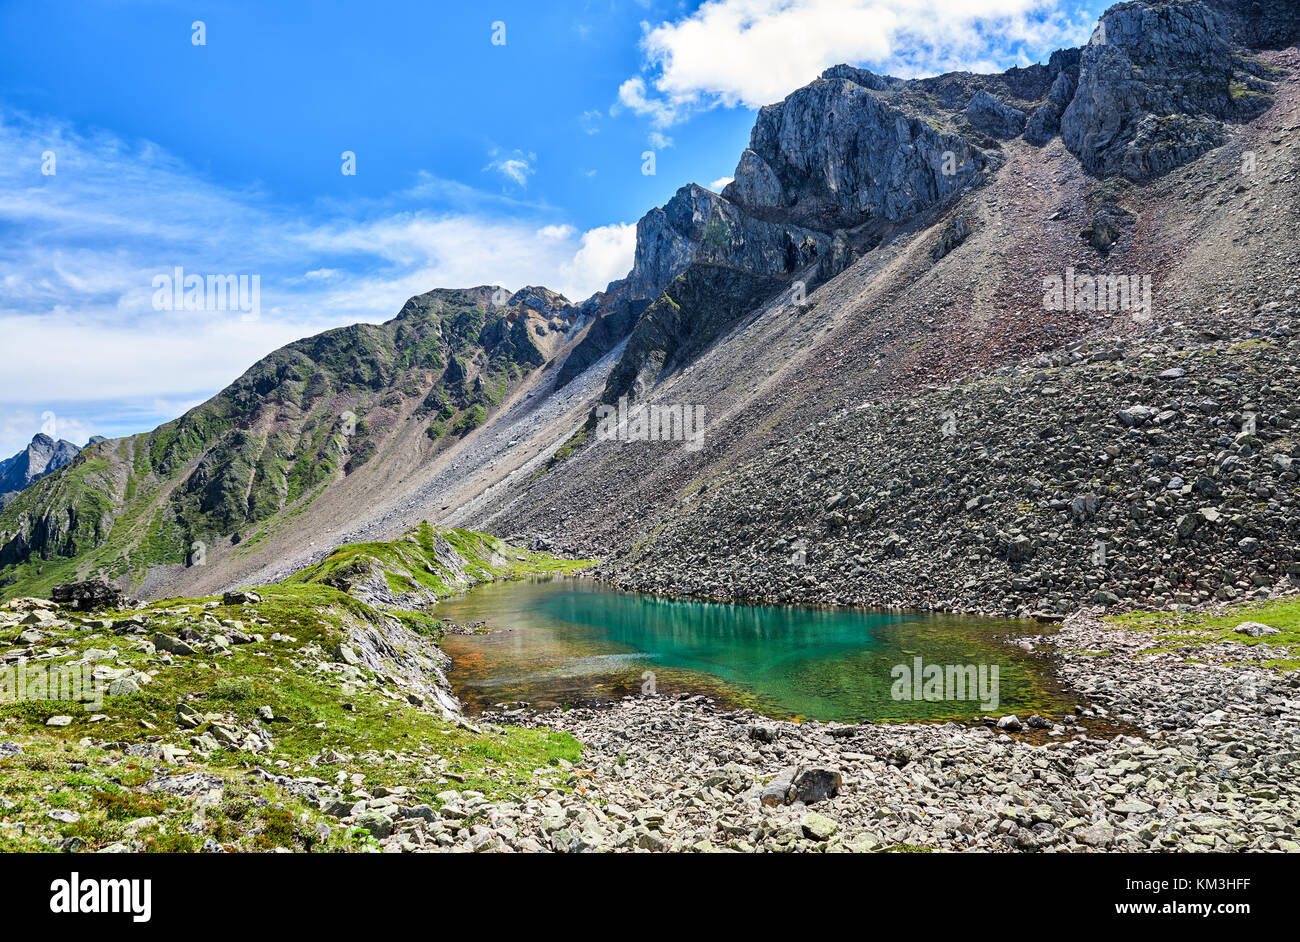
0 288 574 599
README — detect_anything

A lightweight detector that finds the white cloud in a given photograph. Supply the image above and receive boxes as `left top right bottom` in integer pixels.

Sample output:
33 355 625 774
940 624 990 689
0 315 314 405
295 214 631 304
0 109 638 454
616 76 683 128
538 224 578 240
484 149 536 187
558 223 637 299
709 176 734 191
0 409 95 451
623 0 1095 124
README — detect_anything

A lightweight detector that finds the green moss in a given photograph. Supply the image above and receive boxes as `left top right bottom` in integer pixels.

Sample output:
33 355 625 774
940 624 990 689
451 404 488 437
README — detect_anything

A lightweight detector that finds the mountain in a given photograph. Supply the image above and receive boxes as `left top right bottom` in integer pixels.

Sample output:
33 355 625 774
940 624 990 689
0 434 84 509
0 287 577 597
2 0 1298 613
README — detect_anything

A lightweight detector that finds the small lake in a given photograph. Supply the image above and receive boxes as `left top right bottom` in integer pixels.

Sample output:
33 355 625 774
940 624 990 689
438 578 1076 724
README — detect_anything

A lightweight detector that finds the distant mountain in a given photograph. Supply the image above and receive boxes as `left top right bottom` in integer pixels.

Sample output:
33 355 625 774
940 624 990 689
0 434 86 509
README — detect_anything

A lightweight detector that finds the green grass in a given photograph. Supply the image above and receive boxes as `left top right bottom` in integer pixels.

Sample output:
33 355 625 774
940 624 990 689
0 528 591 851
285 521 595 600
1107 595 1300 664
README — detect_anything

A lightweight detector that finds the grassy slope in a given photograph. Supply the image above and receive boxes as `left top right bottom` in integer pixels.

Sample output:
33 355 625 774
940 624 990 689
0 289 554 602
285 521 592 598
1106 594 1300 670
0 527 595 852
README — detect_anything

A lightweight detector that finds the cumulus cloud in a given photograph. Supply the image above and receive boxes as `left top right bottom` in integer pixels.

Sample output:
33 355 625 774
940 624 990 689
622 0 1096 125
558 223 638 299
616 76 683 128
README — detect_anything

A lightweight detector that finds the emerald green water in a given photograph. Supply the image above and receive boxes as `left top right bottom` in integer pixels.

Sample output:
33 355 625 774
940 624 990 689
439 578 1075 723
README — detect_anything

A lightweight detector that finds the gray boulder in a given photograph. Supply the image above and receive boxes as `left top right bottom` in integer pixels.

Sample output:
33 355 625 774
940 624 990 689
354 810 394 839
1234 622 1280 637
153 633 197 656
222 590 263 606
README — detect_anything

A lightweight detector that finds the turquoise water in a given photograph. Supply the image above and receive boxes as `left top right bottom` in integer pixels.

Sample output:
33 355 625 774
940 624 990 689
438 578 1072 723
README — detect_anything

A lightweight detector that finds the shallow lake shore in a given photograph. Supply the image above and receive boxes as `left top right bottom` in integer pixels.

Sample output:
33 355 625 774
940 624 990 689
458 607 1298 852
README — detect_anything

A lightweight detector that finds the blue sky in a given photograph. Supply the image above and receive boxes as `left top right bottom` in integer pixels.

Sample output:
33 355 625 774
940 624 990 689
0 0 1107 456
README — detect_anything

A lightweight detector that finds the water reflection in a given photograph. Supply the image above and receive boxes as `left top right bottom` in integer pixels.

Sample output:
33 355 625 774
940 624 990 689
439 577 1073 723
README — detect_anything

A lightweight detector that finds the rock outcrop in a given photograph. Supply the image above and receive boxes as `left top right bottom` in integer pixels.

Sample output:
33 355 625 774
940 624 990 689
966 90 1028 139
49 578 128 611
1024 49 1082 146
1061 0 1277 178
724 68 987 228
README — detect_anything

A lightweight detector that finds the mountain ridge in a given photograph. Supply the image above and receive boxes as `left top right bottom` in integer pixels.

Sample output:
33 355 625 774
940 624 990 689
2 0 1298 608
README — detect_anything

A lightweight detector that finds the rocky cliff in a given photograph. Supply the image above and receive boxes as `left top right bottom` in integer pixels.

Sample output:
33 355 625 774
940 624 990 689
563 0 1287 418
1061 0 1279 179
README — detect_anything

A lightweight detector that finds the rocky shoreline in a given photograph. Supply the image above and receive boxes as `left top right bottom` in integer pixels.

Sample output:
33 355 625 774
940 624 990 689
275 597 1298 854
2 578 1296 852
441 604 1297 853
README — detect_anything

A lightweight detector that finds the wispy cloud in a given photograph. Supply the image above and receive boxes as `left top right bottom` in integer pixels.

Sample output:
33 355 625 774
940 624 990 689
484 148 537 187
0 109 634 455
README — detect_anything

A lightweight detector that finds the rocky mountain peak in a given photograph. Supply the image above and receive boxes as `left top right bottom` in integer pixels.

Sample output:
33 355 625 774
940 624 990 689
1060 0 1279 178
725 72 988 229
0 433 82 509
505 286 573 320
